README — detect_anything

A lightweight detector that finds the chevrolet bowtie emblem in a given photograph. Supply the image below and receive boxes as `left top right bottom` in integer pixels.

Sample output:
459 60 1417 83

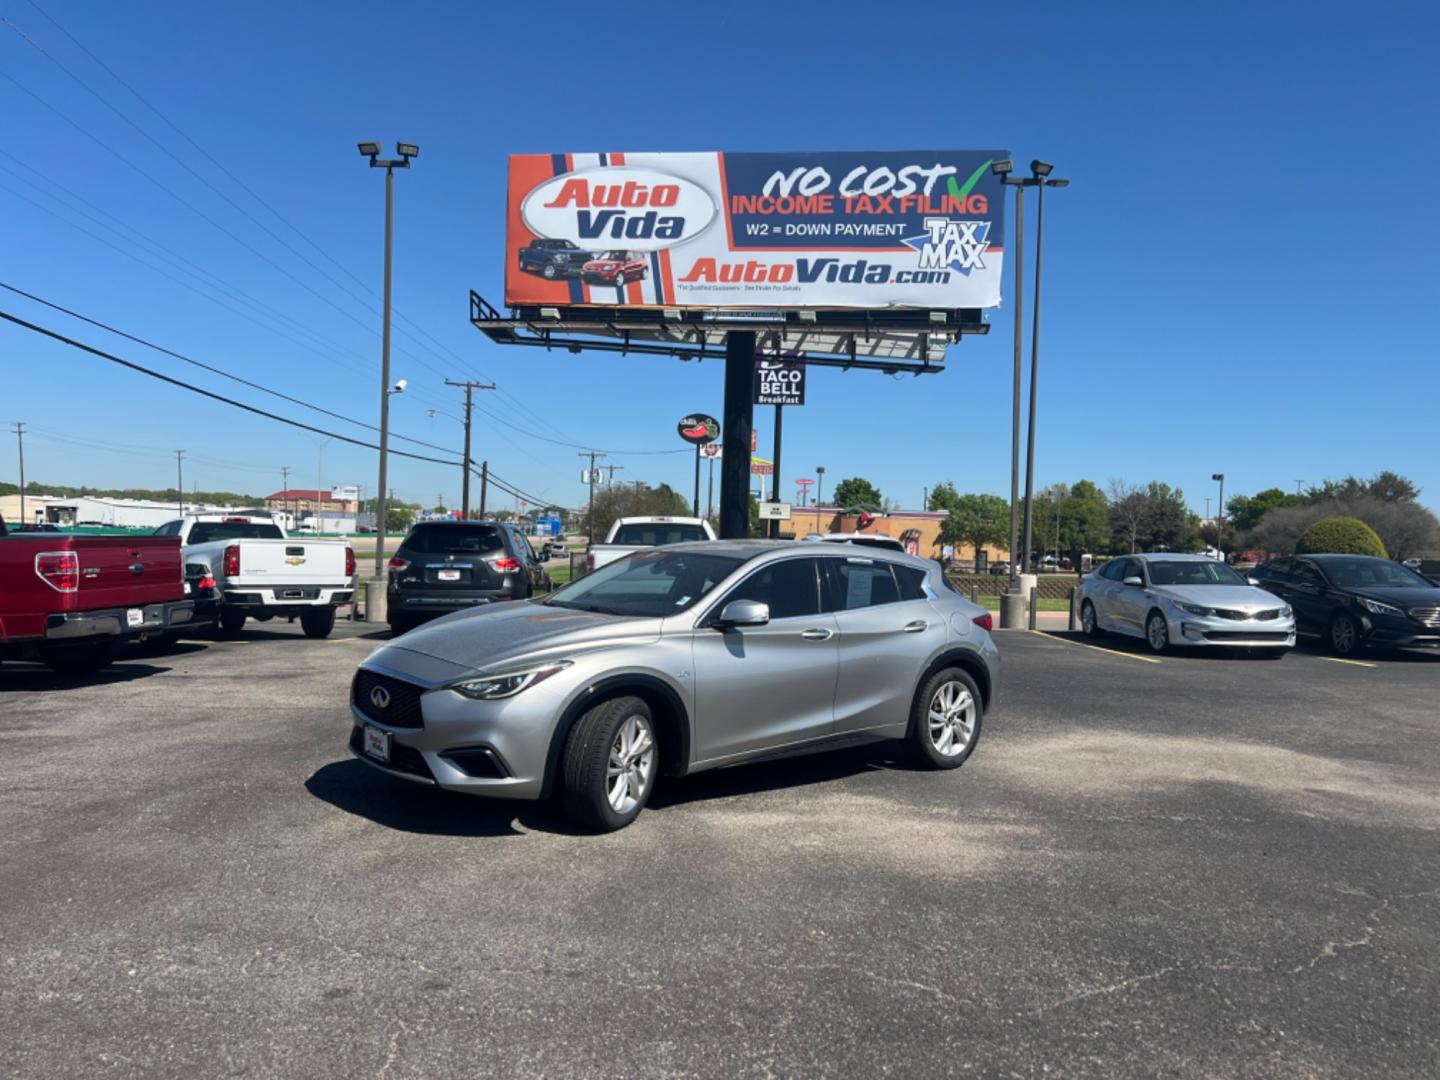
285 556 306 566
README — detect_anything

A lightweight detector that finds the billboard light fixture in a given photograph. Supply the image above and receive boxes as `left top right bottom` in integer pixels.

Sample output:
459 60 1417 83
990 159 1014 176
1046 178 1070 188
1030 160 1054 177
397 142 419 158
357 141 381 157
798 310 818 323
662 308 681 321
928 311 947 324
539 307 560 320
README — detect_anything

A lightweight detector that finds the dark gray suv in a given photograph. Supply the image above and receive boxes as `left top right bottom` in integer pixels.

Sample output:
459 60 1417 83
386 521 552 637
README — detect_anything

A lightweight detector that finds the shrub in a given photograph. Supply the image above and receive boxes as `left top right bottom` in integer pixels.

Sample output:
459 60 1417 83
1295 517 1387 558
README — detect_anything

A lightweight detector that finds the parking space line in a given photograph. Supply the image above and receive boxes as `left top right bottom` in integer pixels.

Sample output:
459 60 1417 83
1319 656 1377 669
1027 629 1163 664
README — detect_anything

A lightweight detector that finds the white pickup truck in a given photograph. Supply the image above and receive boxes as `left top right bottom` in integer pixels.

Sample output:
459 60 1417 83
154 513 355 638
585 516 717 572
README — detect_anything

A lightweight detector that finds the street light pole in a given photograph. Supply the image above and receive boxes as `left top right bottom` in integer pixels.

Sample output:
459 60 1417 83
993 161 1028 593
1212 472 1226 556
357 140 417 612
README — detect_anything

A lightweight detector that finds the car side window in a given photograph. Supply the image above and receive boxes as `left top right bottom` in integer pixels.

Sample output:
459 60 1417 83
720 558 822 620
891 564 928 601
1097 560 1124 581
829 558 902 610
1293 561 1324 586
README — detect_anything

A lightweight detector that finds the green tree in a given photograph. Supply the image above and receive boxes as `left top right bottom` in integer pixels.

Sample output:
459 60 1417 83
927 481 963 513
1140 482 1196 551
384 507 414 533
581 482 693 540
1309 472 1420 505
939 493 1010 555
1296 516 1387 557
1062 480 1110 555
1227 487 1305 533
831 477 882 511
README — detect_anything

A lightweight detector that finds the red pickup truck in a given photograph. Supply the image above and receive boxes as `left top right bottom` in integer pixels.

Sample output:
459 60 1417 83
0 516 195 675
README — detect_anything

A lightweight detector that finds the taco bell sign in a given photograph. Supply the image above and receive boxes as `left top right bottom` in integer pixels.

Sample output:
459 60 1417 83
754 359 806 407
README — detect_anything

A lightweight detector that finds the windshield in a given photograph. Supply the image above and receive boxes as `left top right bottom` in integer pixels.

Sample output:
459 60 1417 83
187 522 284 543
1147 560 1249 587
595 250 627 260
403 524 503 555
1321 558 1432 589
610 523 709 546
546 549 744 617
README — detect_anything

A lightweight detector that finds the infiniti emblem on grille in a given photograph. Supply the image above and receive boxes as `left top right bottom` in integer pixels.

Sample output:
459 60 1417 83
370 686 391 710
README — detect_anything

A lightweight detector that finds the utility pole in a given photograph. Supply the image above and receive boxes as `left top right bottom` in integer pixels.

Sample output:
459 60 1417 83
175 450 185 516
579 450 605 538
280 466 291 525
13 422 26 524
603 464 625 487
479 461 489 516
444 379 495 518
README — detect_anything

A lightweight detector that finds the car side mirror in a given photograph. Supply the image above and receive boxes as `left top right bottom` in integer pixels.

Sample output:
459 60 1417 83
1247 576 1260 586
1122 576 1144 587
716 599 770 628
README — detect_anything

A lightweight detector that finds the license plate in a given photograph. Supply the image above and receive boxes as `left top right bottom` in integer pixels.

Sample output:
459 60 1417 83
363 725 390 764
437 569 461 582
126 608 144 627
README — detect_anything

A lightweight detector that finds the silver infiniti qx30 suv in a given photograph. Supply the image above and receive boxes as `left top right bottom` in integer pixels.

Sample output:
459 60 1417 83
348 541 1000 831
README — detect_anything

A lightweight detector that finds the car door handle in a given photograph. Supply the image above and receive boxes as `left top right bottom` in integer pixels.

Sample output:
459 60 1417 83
902 620 929 633
800 628 833 641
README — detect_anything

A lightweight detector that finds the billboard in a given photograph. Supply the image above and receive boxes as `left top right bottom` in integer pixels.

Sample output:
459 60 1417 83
505 151 1008 310
754 358 805 406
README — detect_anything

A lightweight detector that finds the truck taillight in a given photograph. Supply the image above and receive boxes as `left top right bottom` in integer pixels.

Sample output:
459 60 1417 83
388 556 409 572
345 546 356 577
490 556 521 573
35 551 80 592
223 544 240 577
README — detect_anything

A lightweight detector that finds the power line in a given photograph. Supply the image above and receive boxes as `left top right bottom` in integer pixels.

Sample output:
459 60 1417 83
0 281 456 456
0 308 462 467
468 399 690 456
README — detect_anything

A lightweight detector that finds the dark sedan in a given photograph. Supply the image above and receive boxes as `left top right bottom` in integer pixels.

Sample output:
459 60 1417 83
1249 554 1440 656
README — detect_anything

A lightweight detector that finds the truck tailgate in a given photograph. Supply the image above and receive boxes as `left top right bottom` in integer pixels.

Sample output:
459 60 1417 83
230 540 349 584
74 536 185 610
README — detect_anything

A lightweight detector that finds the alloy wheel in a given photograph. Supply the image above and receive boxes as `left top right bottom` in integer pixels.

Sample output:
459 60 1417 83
606 713 655 814
1147 614 1169 651
927 680 975 757
1082 603 1097 635
1332 616 1358 654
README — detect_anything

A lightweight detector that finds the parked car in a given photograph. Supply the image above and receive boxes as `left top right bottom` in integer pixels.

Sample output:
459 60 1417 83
1249 554 1440 656
386 520 553 637
154 513 355 639
586 516 716 573
988 560 1011 577
1078 552 1295 655
348 541 999 831
0 514 195 674
517 238 594 279
544 539 569 557
581 250 646 287
806 533 908 553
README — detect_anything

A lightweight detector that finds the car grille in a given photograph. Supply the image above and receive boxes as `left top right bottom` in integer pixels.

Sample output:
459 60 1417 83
348 726 434 781
1213 607 1283 621
351 669 426 729
1409 606 1440 628
1202 630 1291 642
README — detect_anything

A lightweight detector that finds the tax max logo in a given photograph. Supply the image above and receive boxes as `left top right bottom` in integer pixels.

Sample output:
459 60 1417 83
902 218 992 275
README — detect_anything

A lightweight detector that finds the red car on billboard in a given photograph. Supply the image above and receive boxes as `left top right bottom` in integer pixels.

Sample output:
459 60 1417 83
581 250 647 287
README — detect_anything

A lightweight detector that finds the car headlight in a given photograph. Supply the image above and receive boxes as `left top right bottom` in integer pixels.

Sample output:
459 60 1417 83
1279 604 1293 618
1174 601 1215 617
1355 597 1405 618
450 661 572 700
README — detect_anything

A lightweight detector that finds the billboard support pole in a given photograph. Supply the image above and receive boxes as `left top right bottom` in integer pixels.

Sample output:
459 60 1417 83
706 456 715 521
769 404 784 539
693 445 701 518
719 332 756 539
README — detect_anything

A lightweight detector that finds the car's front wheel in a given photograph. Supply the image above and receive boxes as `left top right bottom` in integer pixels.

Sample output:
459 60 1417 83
909 668 983 769
542 264 558 279
1145 610 1171 654
614 272 626 289
560 696 658 831
1330 613 1362 656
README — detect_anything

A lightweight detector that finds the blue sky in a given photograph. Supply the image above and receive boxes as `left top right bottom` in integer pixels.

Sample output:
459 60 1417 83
2 0 1436 515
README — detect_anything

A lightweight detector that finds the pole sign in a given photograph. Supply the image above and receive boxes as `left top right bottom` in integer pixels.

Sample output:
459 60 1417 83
700 443 722 459
505 151 1009 310
754 359 806 406
757 501 792 521
677 414 719 445
751 456 774 476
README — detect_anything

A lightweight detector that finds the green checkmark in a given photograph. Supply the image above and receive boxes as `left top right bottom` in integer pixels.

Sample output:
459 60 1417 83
947 160 992 203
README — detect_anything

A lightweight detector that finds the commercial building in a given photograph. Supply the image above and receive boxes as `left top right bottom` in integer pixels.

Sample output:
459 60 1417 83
40 496 222 529
0 493 58 527
787 506 1012 567
265 489 361 518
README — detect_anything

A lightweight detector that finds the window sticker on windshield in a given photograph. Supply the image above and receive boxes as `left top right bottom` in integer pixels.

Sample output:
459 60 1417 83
675 596 691 607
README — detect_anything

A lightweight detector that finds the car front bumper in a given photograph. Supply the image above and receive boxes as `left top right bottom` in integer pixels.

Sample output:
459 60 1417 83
1173 611 1296 649
347 654 569 801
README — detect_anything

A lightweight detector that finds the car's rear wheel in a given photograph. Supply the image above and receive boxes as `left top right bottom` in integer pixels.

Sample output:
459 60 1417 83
614 272 626 289
1330 613 1362 656
1145 610 1170 653
300 607 336 639
40 640 114 676
1081 600 1103 638
215 609 247 638
560 696 658 831
909 668 983 770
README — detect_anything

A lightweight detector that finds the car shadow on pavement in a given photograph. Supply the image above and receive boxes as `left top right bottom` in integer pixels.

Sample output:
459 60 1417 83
0 661 171 693
304 759 587 837
1040 629 1283 661
648 743 905 811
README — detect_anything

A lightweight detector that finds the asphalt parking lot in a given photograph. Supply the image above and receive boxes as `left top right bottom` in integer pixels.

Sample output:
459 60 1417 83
3 623 1438 1078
